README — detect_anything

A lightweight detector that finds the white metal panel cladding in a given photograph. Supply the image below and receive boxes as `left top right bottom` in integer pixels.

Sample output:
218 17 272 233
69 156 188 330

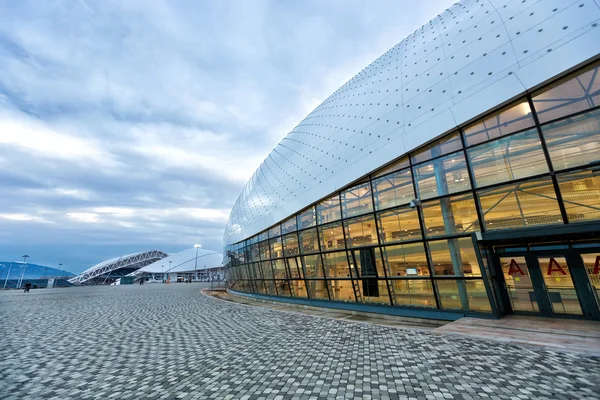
224 0 600 245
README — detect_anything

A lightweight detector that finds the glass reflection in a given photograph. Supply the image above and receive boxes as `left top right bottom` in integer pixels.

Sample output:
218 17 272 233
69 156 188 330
414 152 471 200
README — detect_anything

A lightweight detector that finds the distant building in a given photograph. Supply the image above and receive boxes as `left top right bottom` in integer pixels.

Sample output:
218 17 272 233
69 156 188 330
131 248 224 283
224 1 600 321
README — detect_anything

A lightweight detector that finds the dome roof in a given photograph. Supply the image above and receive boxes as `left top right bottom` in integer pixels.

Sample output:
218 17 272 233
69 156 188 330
225 0 600 244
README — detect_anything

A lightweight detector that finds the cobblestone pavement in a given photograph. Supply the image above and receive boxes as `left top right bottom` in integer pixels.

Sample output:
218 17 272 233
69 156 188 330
1 284 599 400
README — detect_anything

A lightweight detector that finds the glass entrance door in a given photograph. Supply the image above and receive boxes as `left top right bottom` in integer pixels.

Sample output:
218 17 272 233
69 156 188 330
494 245 600 319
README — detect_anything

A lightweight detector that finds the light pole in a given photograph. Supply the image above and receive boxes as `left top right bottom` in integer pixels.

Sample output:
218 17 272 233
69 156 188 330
161 264 164 282
57 263 63 287
17 255 29 289
194 244 201 282
2 263 11 289
168 260 172 283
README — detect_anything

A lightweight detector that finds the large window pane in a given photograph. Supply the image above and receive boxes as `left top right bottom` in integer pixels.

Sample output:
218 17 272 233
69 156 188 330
258 230 268 242
533 63 600 123
421 194 480 238
373 157 410 178
478 177 563 230
317 195 342 224
322 252 350 278
434 279 492 312
372 168 414 210
303 254 325 279
269 237 283 259
411 132 462 164
271 259 289 279
414 152 471 200
541 108 600 171
557 168 600 223
358 280 390 305
341 181 373 218
377 207 421 244
275 280 291 297
290 280 308 298
299 228 319 254
348 248 386 278
249 243 260 263
287 257 303 279
382 242 430 277
328 280 356 302
268 224 281 238
389 279 436 308
428 237 481 277
258 240 270 261
264 279 277 296
306 279 330 300
467 129 548 188
463 101 535 146
344 215 378 248
260 261 274 280
297 206 316 230
283 233 299 256
281 216 297 234
318 221 346 251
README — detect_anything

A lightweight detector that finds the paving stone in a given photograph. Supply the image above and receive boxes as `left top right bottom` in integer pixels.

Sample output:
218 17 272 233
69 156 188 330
1 284 599 399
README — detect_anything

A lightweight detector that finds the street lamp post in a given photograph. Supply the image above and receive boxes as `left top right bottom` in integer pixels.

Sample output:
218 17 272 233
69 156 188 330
194 244 201 282
2 263 12 289
168 260 172 283
58 263 63 287
17 255 29 289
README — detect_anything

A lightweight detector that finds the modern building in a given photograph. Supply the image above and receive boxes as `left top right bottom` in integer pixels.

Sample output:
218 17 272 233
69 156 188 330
69 251 168 285
224 0 600 320
130 248 224 283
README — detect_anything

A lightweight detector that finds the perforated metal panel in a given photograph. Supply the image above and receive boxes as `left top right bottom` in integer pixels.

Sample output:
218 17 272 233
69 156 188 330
224 0 600 245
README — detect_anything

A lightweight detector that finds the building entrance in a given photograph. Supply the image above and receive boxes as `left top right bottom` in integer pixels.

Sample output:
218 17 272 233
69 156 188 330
491 243 600 320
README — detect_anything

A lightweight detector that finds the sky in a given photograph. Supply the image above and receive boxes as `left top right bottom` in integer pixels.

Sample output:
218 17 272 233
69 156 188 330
0 0 455 273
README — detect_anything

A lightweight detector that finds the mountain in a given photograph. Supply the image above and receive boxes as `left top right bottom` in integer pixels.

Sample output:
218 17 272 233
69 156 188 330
0 262 74 279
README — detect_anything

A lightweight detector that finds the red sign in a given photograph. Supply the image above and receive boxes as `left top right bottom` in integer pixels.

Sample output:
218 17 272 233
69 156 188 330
546 257 567 276
507 259 525 276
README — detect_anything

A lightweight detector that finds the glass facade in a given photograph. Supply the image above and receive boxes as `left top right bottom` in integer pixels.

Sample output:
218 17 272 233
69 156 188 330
225 61 600 317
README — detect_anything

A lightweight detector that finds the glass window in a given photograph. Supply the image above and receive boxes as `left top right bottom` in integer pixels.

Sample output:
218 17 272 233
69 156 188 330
341 182 374 218
557 168 600 223
299 228 319 254
373 157 410 178
283 233 299 257
414 152 471 200
322 251 350 278
271 259 289 280
382 242 430 277
411 132 462 164
290 280 308 298
434 279 492 312
254 280 266 295
264 279 277 296
297 206 316 229
372 168 415 210
468 129 548 188
258 240 270 261
318 221 345 252
268 224 281 238
463 101 535 146
428 237 481 277
421 194 480 238
249 243 260 263
258 230 268 242
389 279 436 308
306 279 330 300
275 280 292 297
541 108 600 171
344 215 378 248
269 237 283 259
328 280 356 302
348 248 386 278
281 216 297 234
376 207 421 244
303 254 325 279
478 177 563 231
317 195 342 224
358 280 390 305
260 261 274 280
533 63 600 123
287 257 303 279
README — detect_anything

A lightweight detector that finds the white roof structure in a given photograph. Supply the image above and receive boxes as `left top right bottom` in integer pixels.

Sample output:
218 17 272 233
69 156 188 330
134 248 223 275
224 0 600 245
69 250 168 284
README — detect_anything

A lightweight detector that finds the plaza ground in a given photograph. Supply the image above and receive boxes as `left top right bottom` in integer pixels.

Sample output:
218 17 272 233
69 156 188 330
1 284 599 400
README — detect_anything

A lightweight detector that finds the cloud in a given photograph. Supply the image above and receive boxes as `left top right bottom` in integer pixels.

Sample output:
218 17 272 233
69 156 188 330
0 0 455 272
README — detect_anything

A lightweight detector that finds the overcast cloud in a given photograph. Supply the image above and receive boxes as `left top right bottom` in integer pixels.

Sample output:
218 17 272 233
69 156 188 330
0 0 454 273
